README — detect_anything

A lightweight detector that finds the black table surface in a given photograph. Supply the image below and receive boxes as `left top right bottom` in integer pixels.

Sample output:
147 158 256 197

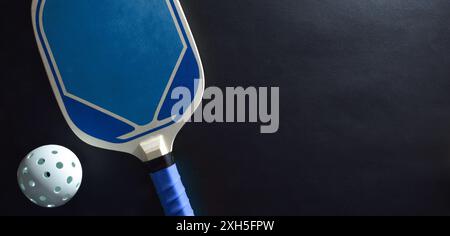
2 0 450 216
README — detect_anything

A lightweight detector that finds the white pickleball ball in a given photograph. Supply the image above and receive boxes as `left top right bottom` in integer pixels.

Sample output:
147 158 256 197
17 145 82 208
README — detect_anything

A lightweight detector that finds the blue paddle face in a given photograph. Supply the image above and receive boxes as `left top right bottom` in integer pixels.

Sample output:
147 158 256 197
33 0 204 153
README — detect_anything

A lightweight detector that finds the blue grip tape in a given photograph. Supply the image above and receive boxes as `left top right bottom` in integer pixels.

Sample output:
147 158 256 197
150 164 194 216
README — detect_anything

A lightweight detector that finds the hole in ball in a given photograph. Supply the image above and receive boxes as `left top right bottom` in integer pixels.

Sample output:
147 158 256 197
54 186 61 194
62 195 71 201
67 176 73 184
56 162 63 169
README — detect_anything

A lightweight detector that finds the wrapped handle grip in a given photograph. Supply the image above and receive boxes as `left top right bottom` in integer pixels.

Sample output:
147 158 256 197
150 164 194 216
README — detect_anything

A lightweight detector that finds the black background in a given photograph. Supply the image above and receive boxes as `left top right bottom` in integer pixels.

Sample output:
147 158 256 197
2 0 450 216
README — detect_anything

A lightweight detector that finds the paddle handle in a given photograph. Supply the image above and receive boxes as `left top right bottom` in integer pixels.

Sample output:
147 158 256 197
147 155 194 216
